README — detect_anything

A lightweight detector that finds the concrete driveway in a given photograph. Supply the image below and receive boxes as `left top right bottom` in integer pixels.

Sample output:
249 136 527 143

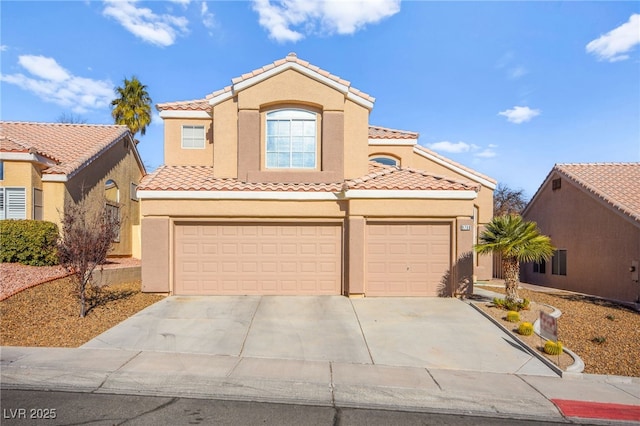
82 296 555 375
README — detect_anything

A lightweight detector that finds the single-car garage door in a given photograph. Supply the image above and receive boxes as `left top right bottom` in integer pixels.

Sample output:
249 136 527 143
365 223 451 296
174 223 342 295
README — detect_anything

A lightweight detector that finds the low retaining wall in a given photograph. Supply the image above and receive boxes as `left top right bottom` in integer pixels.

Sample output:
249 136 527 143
92 266 141 287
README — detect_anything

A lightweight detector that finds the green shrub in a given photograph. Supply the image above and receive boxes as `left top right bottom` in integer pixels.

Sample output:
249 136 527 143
493 297 530 312
518 322 534 336
543 340 563 355
506 311 520 322
591 336 606 345
0 220 59 266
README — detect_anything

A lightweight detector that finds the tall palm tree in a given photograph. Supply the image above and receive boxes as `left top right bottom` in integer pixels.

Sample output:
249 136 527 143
475 214 554 302
111 76 152 137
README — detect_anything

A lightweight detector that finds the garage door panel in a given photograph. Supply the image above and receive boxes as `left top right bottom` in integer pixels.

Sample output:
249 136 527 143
366 223 450 297
175 223 341 295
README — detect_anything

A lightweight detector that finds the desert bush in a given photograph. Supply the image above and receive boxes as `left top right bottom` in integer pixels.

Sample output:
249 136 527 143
493 297 530 312
0 220 59 266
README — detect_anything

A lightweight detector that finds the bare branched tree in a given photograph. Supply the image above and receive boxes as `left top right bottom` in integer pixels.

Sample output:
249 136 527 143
56 113 88 124
494 183 528 216
58 197 119 317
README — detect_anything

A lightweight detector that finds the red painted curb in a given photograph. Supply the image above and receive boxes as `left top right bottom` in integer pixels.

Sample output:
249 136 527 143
552 399 640 422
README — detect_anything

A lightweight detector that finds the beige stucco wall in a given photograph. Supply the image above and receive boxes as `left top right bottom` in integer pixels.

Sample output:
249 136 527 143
522 173 640 303
213 98 238 178
164 118 213 166
62 137 144 257
237 69 345 111
344 100 370 179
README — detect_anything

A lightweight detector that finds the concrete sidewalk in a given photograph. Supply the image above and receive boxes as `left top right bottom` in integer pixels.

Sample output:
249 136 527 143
2 346 639 424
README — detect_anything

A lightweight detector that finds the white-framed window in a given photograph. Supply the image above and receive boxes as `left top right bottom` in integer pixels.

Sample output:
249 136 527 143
33 188 43 220
266 109 316 169
0 187 27 220
181 125 206 149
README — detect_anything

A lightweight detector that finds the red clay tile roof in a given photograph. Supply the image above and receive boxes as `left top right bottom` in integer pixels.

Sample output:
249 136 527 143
138 162 478 193
157 53 374 112
554 163 640 223
0 121 133 178
368 126 419 139
347 162 479 191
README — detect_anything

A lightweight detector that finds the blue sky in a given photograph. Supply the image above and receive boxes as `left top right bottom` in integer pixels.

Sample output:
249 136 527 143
2 1 639 198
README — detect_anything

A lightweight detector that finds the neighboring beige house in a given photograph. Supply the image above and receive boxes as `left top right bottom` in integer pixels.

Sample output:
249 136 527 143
0 122 146 258
139 53 496 297
522 163 640 304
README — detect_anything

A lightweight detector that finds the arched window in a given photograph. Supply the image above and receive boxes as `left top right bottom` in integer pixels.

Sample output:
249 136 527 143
266 109 316 169
370 156 399 167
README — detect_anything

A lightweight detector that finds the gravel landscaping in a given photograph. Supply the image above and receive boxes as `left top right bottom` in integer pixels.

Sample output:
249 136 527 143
476 284 640 378
0 274 164 348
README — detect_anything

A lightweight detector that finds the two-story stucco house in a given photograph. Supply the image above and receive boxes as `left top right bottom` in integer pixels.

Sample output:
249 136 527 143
0 122 146 257
138 53 495 297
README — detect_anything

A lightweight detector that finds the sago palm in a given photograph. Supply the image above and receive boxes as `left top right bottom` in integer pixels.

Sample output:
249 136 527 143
111 76 152 137
475 214 554 302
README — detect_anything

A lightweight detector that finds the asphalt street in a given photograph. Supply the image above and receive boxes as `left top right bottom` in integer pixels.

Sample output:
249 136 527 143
1 389 585 426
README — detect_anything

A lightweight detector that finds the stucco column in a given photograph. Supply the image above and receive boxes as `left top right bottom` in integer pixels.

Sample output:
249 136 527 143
141 217 170 293
321 111 344 180
455 217 474 296
237 109 260 181
346 216 366 296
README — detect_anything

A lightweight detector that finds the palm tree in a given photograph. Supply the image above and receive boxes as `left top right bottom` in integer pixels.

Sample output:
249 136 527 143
111 76 152 137
475 214 554 302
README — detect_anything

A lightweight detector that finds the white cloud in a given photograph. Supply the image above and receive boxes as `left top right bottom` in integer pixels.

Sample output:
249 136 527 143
201 1 215 30
103 0 189 47
475 148 497 158
252 0 400 43
0 45 8 52
508 66 527 80
427 141 478 154
427 140 497 159
498 106 540 124
586 14 640 62
0 55 113 113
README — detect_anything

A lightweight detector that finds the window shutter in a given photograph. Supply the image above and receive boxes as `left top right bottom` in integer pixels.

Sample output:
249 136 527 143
6 188 26 219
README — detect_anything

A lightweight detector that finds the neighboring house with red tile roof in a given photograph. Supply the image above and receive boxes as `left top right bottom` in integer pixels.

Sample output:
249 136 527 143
522 163 640 304
0 122 146 257
140 53 496 297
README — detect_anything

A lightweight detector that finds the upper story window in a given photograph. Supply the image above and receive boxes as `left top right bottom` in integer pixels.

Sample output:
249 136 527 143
266 109 316 169
182 125 205 149
0 161 4 180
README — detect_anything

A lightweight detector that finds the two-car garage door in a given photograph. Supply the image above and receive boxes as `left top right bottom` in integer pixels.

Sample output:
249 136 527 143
174 223 342 295
173 222 451 297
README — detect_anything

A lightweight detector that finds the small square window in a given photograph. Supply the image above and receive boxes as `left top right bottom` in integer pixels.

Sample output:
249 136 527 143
130 183 138 201
182 125 205 149
552 178 561 191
